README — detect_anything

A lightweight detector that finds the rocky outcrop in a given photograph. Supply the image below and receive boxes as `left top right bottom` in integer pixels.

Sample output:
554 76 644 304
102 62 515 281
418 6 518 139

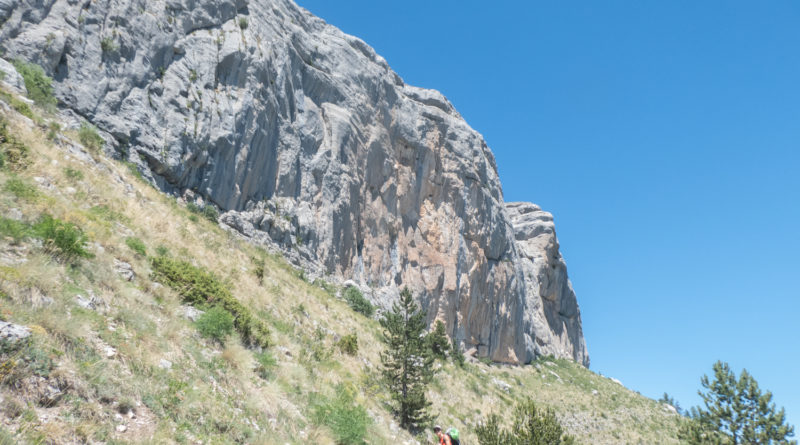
506 202 588 366
0 0 587 365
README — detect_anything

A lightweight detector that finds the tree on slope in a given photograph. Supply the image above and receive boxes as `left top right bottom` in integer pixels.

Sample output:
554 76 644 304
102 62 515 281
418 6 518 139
679 361 796 445
379 287 434 430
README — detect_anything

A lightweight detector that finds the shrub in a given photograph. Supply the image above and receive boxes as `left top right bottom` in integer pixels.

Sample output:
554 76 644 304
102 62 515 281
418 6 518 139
125 236 147 256
0 119 30 171
63 167 84 181
238 17 248 30
195 307 234 342
187 201 219 222
155 245 170 257
10 59 56 110
337 334 358 356
78 123 104 152
475 398 575 445
451 337 465 367
32 214 92 260
311 385 371 445
0 217 30 241
3 177 38 201
150 256 271 347
0 90 35 120
100 36 117 53
426 320 450 361
46 121 60 140
343 286 373 318
254 351 277 380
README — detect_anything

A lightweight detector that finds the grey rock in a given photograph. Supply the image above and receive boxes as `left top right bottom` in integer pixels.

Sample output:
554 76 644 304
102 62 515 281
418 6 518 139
6 207 23 221
0 320 31 343
0 57 26 94
179 305 204 322
159 358 173 369
75 290 107 312
0 0 588 365
114 259 135 281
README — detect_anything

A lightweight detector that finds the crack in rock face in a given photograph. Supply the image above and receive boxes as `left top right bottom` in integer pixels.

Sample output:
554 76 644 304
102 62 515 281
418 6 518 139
0 0 587 366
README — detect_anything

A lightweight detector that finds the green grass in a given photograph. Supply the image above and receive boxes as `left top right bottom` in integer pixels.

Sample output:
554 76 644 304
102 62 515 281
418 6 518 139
0 216 29 241
125 236 147 256
31 214 93 260
10 59 56 110
310 385 371 445
3 177 38 201
78 123 104 152
195 307 234 342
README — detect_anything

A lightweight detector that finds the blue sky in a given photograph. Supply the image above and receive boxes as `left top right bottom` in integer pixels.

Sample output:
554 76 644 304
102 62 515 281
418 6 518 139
296 0 800 428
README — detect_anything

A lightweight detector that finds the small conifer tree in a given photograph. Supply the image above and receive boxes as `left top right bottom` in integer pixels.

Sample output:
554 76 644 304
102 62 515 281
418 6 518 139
426 320 451 361
379 287 434 431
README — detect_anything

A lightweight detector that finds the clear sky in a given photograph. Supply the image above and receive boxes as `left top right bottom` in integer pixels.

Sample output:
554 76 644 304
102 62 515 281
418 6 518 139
295 0 800 429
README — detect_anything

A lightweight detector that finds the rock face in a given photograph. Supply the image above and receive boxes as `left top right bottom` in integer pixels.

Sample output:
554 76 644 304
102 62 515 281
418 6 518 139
0 0 587 365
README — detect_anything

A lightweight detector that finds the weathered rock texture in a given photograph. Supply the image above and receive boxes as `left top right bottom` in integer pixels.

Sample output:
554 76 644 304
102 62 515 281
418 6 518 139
0 0 588 365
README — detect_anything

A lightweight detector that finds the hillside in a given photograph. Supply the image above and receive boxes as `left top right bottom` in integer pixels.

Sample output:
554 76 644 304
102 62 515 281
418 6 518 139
0 84 684 443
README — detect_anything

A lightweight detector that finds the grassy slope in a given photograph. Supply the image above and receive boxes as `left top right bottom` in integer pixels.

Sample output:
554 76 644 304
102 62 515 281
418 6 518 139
0 89 684 444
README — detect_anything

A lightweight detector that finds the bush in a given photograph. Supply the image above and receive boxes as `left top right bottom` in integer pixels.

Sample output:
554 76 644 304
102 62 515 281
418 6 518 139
78 123 104 152
155 245 170 257
187 201 219 222
337 334 358 356
3 177 38 201
100 36 117 53
343 286 373 318
150 256 271 347
32 214 92 260
475 398 575 445
311 385 371 445
426 320 450 361
195 307 234 342
63 167 84 181
451 337 465 367
10 59 56 110
0 90 35 120
254 351 277 380
125 236 147 256
238 17 248 30
0 217 30 241
46 121 60 140
0 119 30 171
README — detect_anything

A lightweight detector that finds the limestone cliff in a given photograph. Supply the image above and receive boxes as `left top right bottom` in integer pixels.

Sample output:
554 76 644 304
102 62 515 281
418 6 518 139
0 0 587 365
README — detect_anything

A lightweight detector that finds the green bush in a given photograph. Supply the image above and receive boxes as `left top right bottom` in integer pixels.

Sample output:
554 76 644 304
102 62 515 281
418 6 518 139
343 286 374 318
100 36 117 53
3 177 38 201
0 217 30 241
0 119 30 171
0 90 35 120
32 214 92 260
426 320 450 361
125 236 147 256
254 351 277 380
78 123 104 152
337 334 358 356
238 17 248 30
475 398 575 445
187 201 219 222
46 121 60 140
10 59 56 110
451 337 465 367
195 307 234 342
150 256 271 347
311 385 371 445
155 245 170 257
63 167 84 181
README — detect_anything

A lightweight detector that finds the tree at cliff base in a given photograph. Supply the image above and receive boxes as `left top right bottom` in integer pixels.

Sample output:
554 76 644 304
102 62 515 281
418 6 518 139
379 287 434 431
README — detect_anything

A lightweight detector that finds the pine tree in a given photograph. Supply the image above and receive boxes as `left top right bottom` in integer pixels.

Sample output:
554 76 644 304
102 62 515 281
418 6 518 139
379 287 434 430
679 361 796 445
426 320 451 361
